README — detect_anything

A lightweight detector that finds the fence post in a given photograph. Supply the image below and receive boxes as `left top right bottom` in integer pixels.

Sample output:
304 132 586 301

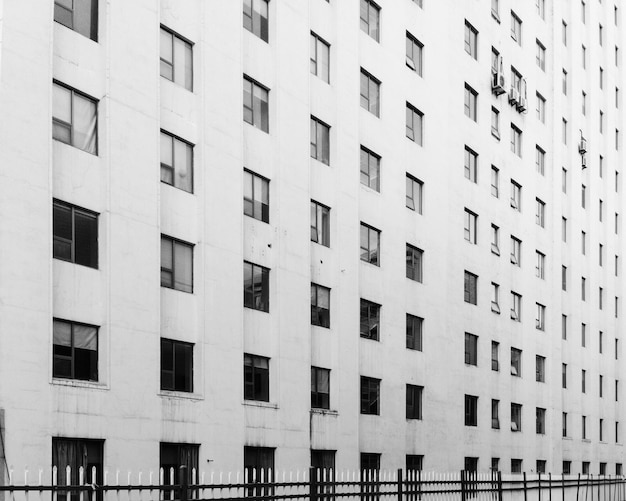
548 473 552 501
398 469 403 501
461 471 467 501
310 467 318 501
538 473 542 501
497 471 503 501
179 466 188 501
576 473 581 501
523 472 528 501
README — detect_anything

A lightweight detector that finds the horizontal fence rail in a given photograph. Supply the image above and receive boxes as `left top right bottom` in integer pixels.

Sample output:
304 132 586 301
0 468 625 501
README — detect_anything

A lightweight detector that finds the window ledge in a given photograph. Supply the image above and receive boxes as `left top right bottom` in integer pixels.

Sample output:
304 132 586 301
582 439 591 443
311 408 338 417
562 436 572 441
51 378 109 391
159 390 204 401
243 400 278 410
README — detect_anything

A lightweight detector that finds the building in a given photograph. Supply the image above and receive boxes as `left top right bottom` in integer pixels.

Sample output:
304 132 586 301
0 0 624 479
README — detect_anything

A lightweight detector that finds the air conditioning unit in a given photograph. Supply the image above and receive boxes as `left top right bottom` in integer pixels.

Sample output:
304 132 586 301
491 71 506 96
508 87 520 105
579 137 588 154
517 97 527 112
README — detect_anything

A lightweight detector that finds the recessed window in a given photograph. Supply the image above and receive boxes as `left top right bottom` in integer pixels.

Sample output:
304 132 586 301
360 0 380 41
360 69 380 116
536 198 545 227
243 76 269 132
562 363 567 388
464 333 478 365
511 292 522 321
311 366 330 409
491 341 499 371
360 223 380 266
360 376 380 414
244 170 270 223
310 200 330 247
406 174 423 213
406 384 423 419
491 166 499 197
536 408 546 434
511 12 522 45
491 224 500 255
243 261 270 312
464 271 478 305
491 107 500 138
244 354 269 402
465 394 478 426
464 209 477 244
406 32 423 75
310 32 330 83
243 0 269 42
160 131 193 193
536 303 546 330
160 27 193 91
406 313 423 351
536 251 545 279
510 125 522 157
406 102 424 145
464 20 478 58
510 180 521 211
464 84 478 121
464 146 478 183
53 319 98 381
53 438 102 490
53 200 98 268
360 146 381 192
510 236 521 266
311 283 330 328
54 0 98 41
360 299 381 341
310 116 330 165
161 235 193 293
536 93 546 123
563 413 568 437
536 40 546 70
511 403 522 432
52 81 97 155
562 20 568 45
535 146 545 175
536 355 545 382
536 0 545 19
511 348 522 376
406 244 423 282
492 399 500 429
160 338 193 392
491 282 500 313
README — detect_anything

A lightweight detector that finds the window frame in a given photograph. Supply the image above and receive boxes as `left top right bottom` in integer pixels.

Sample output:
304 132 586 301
406 102 424 145
243 261 270 312
406 384 423 420
406 31 423 75
243 75 270 133
310 32 330 83
160 130 194 193
406 244 424 282
311 283 331 328
54 0 98 41
360 376 380 415
360 68 381 117
52 318 99 382
52 80 98 155
406 313 423 351
243 0 269 42
360 299 381 341
360 146 381 192
310 200 331 247
161 235 194 293
360 0 381 42
244 353 270 402
360 223 381 266
310 116 330 165
53 199 99 269
406 174 423 213
311 366 330 409
244 169 270 223
160 337 194 393
464 20 478 59
160 26 194 91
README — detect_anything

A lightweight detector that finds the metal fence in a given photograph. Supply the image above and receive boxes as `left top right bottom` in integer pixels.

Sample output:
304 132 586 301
0 467 625 501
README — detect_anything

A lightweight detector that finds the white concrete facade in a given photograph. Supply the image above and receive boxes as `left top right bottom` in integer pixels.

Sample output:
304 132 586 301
0 0 624 476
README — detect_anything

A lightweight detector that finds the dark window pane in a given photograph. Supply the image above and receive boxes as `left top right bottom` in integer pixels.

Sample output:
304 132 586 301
74 211 98 267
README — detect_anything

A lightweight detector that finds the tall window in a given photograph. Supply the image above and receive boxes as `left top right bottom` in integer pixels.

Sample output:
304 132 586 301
511 348 522 376
465 333 478 365
536 355 545 382
491 107 500 138
160 338 193 392
53 200 98 268
464 84 478 121
464 209 477 244
465 395 478 426
311 283 330 328
160 131 193 193
52 81 97 154
406 385 423 419
464 271 478 305
511 12 522 45
491 166 499 197
562 363 567 388
535 146 545 175
54 0 98 41
511 292 521 321
406 103 423 145
491 224 500 255
161 235 193 293
53 319 98 381
492 399 500 429
491 282 500 313
563 413 568 437
243 0 269 42
536 40 546 70
511 125 522 157
360 69 380 116
160 443 199 494
360 0 380 41
244 354 270 401
360 223 380 266
511 403 522 431
311 367 330 409
244 446 274 499
406 244 423 282
243 76 269 132
160 27 193 91
406 314 423 351
536 251 545 279
310 117 330 165
360 146 381 191
536 303 546 330
510 180 521 210
510 236 521 266
536 198 545 227
464 146 478 183
53 438 103 495
406 174 423 213
536 408 546 434
360 376 380 414
360 299 381 341
310 200 330 247
310 32 330 83
492 341 499 371
406 32 423 75
464 20 478 59
536 93 546 123
243 261 270 312
244 170 270 223
536 0 545 19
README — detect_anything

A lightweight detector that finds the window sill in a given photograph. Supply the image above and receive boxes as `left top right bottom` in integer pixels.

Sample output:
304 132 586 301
243 400 278 410
159 390 204 401
51 378 109 391
311 408 338 417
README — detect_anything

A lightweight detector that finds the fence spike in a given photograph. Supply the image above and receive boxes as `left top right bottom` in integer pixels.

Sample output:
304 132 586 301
104 469 109 486
159 467 164 486
66 466 71 487
38 468 43 486
116 469 120 485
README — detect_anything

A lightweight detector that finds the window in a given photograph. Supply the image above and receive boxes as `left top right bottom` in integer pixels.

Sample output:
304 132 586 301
536 0 545 18
491 166 499 197
617 46 620 66
616 380 619 401
160 338 193 392
536 355 545 382
582 369 587 392
617 214 620 234
492 341 499 371
464 209 477 244
563 413 568 437
465 333 478 365
491 107 500 138
600 155 605 177
243 261 270 312
536 40 546 70
406 103 423 145
406 455 423 473
511 403 522 431
582 323 587 347
53 438 103 496
311 283 330 328
160 131 193 193
310 200 330 247
53 200 98 268
536 93 546 123
536 251 545 278
464 146 478 183
600 331 604 353
310 117 330 165
536 408 546 434
360 0 380 41
360 376 380 414
536 303 546 330
563 460 571 474
582 91 587 115
491 282 500 313
311 367 330 409
562 363 567 388
600 375 604 397
244 354 270 401
562 266 567 291
600 287 604 310
492 399 500 429
562 168 568 193
562 315 567 339
582 184 587 208
562 20 568 45
360 69 380 116
511 292 521 321
511 125 522 157
406 244 423 282
54 0 98 41
360 146 381 191
491 47 500 73
511 12 522 44
465 394 478 426
537 461 546 474
53 319 98 381
582 231 587 255
244 170 270 223
52 81 97 154
491 224 500 255
406 174 423 213
510 237 521 266
582 45 587 68
582 0 587 21
599 23 604 45
243 76 269 132
406 32 423 75
310 32 330 83
160 27 193 91
243 0 269 41
406 314 423 351
536 198 545 227
600 67 605 89
535 147 545 176
491 458 500 472
562 69 568 95
464 84 478 121
360 299 380 341
360 223 380 266
617 129 621 150
464 271 477 305
161 235 193 293
512 459 522 473
599 199 604 221
244 446 274 498
600 110 605 133
582 276 586 301
511 348 522 376
406 384 423 419
562 217 567 241
582 416 587 439
464 20 478 58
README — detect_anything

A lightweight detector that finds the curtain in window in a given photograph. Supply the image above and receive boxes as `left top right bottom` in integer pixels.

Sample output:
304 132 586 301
73 95 97 154
174 243 193 293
